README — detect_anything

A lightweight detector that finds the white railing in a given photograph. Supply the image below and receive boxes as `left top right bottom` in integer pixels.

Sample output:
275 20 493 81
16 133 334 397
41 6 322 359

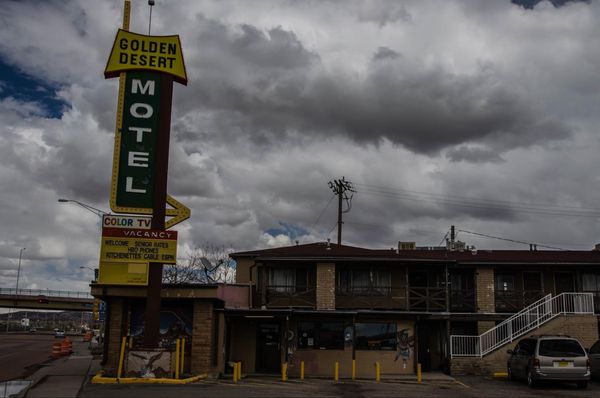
450 292 595 358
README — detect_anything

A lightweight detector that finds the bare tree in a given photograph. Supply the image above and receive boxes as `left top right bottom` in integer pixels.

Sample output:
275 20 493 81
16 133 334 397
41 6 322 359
163 243 235 284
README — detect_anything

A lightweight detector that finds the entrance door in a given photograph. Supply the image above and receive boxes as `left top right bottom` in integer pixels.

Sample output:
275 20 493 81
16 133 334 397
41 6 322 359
417 322 432 372
417 320 447 372
554 272 574 294
256 323 280 372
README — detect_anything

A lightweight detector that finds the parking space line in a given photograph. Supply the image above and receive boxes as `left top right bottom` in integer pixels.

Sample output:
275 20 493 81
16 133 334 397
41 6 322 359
454 380 471 389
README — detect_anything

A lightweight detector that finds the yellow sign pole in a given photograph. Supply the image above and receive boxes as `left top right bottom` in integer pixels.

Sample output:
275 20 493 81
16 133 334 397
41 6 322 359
117 336 127 378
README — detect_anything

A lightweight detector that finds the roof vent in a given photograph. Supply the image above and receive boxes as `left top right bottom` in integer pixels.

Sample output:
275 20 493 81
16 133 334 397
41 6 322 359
398 241 416 251
326 238 332 250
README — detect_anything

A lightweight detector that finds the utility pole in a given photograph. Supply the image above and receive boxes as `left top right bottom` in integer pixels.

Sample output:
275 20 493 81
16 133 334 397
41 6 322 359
328 177 355 245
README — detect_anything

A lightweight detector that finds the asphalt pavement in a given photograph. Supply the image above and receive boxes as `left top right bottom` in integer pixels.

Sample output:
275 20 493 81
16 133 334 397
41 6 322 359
0 334 56 382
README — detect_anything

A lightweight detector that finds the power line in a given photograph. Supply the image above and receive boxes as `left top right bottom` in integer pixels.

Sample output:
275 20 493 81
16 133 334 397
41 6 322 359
310 194 336 231
457 229 567 251
354 183 600 218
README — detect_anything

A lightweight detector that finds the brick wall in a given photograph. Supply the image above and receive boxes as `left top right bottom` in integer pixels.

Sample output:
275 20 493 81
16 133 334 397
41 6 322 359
478 321 496 335
105 298 124 372
191 300 215 375
316 262 335 310
451 314 599 375
476 266 495 313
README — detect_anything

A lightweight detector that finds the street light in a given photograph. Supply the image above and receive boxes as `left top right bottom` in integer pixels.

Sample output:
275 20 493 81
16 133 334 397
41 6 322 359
6 247 26 332
15 247 26 295
80 266 98 283
58 198 108 219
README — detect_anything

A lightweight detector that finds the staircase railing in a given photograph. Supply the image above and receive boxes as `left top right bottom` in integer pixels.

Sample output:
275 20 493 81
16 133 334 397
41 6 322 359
450 292 595 358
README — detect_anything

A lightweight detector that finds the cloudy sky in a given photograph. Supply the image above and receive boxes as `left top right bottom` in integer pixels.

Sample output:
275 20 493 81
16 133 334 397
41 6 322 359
1 0 600 292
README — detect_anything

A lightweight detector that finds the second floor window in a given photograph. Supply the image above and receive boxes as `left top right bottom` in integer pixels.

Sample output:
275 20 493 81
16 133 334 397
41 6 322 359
269 268 295 293
495 273 515 292
268 268 308 293
337 268 391 294
582 273 600 292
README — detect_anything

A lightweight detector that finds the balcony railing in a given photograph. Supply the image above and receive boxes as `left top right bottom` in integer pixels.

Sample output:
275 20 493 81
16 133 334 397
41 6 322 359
408 287 446 312
258 285 316 308
449 289 476 312
495 289 545 312
336 287 406 310
336 286 471 312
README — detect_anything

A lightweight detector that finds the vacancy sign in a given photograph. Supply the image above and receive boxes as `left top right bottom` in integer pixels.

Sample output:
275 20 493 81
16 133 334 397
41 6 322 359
100 228 177 264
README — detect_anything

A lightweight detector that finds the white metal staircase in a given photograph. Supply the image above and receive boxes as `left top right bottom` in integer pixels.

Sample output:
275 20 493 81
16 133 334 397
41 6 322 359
450 292 595 358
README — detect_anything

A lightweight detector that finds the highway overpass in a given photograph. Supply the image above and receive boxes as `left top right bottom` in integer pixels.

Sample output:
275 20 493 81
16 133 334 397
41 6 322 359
0 288 93 311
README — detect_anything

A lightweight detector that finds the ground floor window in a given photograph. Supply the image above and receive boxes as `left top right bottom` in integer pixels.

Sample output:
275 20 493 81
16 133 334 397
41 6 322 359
355 322 396 350
297 321 344 350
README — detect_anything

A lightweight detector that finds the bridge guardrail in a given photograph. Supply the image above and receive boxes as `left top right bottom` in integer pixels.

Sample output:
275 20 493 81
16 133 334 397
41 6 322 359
0 288 92 299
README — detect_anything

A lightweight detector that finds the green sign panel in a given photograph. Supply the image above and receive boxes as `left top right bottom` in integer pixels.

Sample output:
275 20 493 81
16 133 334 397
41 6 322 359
116 72 162 209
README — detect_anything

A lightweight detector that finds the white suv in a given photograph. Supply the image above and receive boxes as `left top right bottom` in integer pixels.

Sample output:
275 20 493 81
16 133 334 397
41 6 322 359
507 335 590 389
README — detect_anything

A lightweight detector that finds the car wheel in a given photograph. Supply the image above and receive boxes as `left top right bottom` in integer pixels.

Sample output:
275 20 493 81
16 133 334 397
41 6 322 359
576 381 588 389
526 369 536 388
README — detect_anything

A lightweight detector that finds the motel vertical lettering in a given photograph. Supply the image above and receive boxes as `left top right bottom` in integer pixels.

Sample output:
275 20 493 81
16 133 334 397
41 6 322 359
117 72 162 208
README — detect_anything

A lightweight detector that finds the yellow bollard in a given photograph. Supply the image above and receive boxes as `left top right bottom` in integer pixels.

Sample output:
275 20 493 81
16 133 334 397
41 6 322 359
352 359 356 380
375 361 381 382
174 339 181 379
300 361 305 380
281 362 288 382
117 337 127 378
180 338 185 378
417 363 422 383
334 361 339 383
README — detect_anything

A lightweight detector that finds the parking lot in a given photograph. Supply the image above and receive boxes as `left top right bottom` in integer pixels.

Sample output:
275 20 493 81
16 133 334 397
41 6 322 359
79 376 600 398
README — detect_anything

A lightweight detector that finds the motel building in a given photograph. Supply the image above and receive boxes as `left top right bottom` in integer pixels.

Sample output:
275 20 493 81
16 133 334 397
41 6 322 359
92 241 600 378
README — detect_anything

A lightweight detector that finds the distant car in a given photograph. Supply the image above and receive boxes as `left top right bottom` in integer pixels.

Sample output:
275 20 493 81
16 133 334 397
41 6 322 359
29 327 37 333
507 335 590 389
54 329 65 338
589 340 600 379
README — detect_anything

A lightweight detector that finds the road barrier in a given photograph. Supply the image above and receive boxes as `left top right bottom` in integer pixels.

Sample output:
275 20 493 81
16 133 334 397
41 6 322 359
60 338 72 356
51 342 62 358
